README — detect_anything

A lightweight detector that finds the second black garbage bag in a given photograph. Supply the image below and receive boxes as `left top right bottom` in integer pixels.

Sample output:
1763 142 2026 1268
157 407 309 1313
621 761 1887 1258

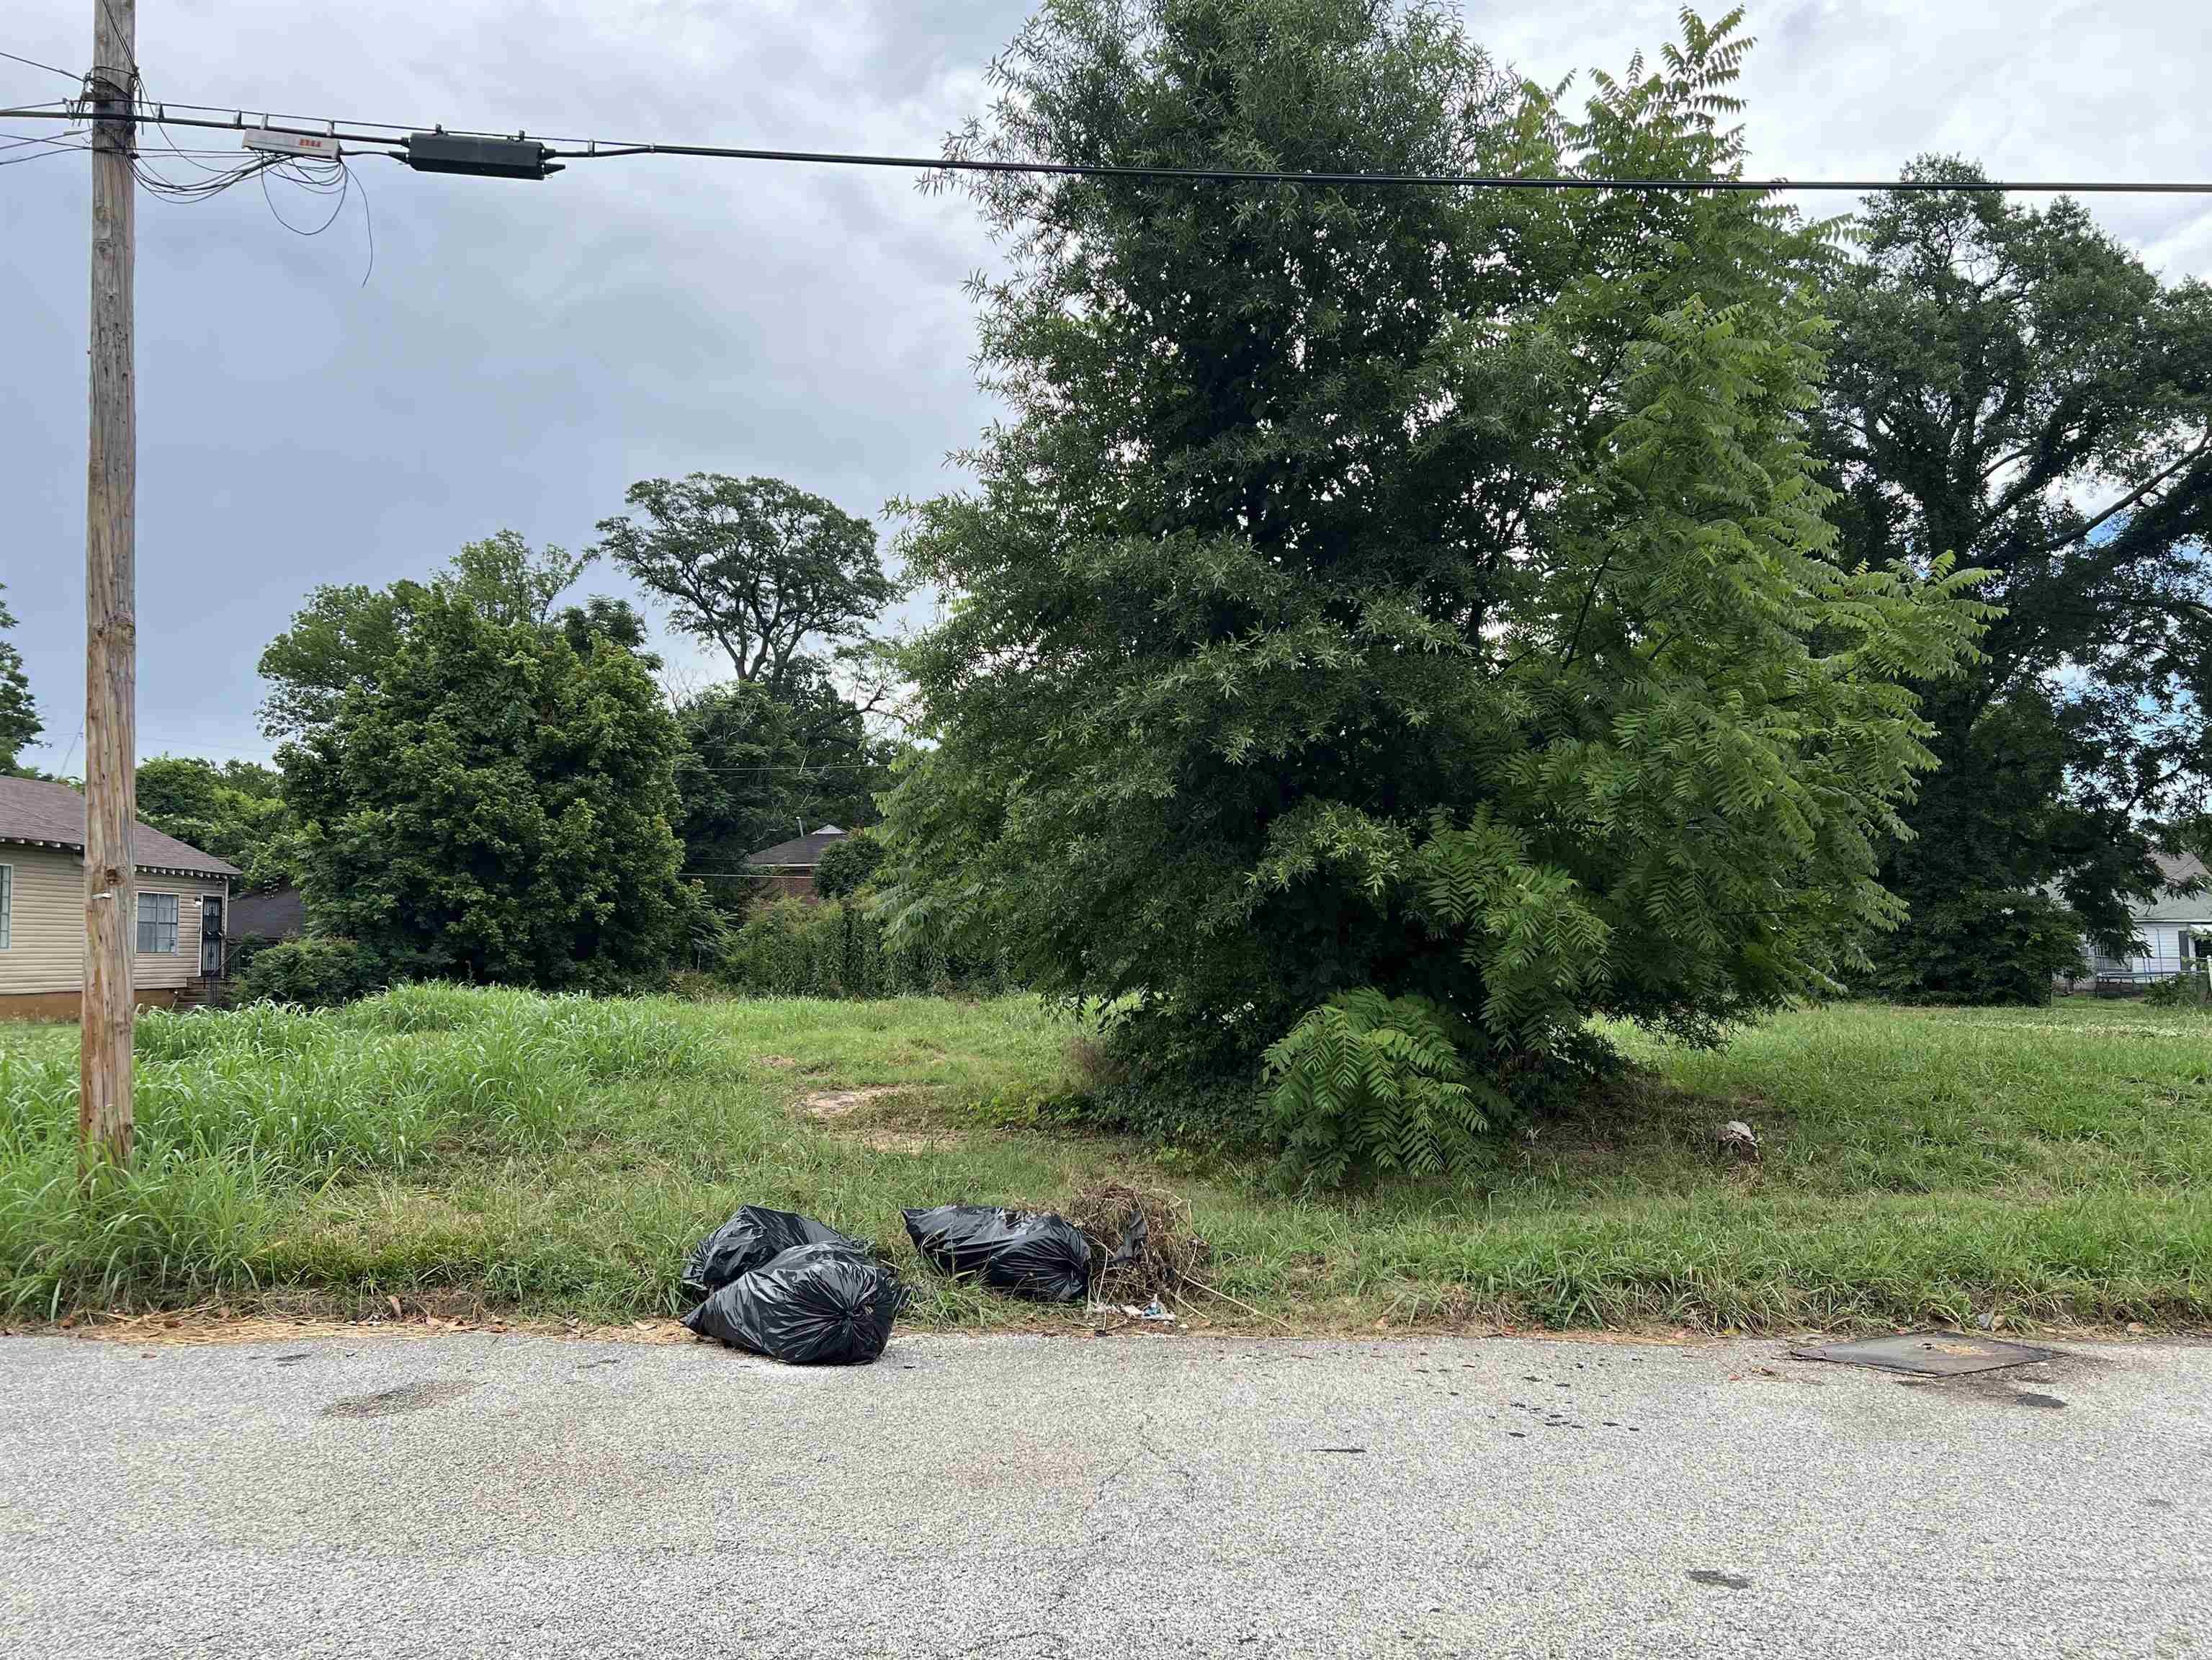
683 1204 858 1295
901 1205 1093 1303
682 1241 903 1365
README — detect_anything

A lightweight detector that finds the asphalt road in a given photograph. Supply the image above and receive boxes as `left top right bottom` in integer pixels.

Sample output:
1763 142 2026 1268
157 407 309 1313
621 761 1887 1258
2 1327 2205 1659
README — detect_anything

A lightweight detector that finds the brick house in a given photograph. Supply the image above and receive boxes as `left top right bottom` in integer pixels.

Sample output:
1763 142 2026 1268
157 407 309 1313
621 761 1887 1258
743 826 848 903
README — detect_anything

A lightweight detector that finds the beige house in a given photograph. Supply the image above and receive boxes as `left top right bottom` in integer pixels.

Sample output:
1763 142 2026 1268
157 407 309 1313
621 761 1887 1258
0 776 239 1021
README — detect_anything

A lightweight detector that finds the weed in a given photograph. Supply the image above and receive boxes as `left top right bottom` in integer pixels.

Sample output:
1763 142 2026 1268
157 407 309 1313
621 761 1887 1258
3 989 2207 1331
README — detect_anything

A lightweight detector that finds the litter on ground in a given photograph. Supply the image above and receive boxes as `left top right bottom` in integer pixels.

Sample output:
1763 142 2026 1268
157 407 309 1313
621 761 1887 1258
683 1205 860 1296
682 1240 904 1365
902 1204 1093 1303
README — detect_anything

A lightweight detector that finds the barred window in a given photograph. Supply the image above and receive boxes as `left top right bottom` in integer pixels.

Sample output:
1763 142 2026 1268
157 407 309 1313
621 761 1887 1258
137 891 179 955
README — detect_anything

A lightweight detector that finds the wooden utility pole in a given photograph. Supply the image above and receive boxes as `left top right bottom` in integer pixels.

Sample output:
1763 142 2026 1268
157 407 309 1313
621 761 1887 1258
81 0 137 1174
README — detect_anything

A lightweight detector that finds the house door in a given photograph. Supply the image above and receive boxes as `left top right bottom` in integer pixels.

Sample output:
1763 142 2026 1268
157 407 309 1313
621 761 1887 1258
201 896 225 976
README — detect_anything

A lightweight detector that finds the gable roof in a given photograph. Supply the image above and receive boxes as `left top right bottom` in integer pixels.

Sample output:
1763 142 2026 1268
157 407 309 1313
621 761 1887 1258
228 885 305 940
0 775 242 878
2152 850 2207 889
2140 849 2211 924
743 826 848 869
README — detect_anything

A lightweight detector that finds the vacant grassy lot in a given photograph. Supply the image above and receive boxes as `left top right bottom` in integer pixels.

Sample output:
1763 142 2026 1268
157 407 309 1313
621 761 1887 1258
3 988 2206 1333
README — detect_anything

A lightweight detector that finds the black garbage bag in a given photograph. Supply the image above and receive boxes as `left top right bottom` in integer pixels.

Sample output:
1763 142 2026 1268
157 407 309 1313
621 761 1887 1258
683 1205 857 1295
901 1205 1093 1303
682 1241 903 1365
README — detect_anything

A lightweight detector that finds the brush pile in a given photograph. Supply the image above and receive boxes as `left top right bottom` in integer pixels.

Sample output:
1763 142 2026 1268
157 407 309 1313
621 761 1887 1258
1064 1179 1209 1306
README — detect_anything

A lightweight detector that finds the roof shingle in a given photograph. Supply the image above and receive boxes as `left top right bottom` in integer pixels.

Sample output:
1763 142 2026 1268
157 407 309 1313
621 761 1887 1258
743 826 848 868
0 775 242 878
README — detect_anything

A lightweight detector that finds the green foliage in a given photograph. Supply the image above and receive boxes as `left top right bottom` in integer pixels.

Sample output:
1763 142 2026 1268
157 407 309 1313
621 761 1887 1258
2145 966 2211 1009
1866 888 2084 1006
593 473 900 688
0 986 713 1314
812 832 887 899
1264 990 1501 1190
722 896 980 998
259 532 630 741
281 586 689 990
257 579 424 743
593 474 904 883
440 530 593 630
236 937 388 1010
674 669 898 873
1863 692 2115 994
1817 159 2212 994
883 3 1987 1141
6 991 2211 1328
135 755 303 892
0 582 40 773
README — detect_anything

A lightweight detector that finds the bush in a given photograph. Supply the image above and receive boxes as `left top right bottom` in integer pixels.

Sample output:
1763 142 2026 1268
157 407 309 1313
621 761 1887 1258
1263 991 1502 1190
2146 968 2211 1009
236 937 387 1010
1866 889 2085 1005
811 833 886 900
223 932 287 985
722 896 998 999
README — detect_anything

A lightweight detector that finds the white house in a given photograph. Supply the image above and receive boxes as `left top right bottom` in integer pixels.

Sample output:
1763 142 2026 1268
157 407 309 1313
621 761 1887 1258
2087 851 2211 983
0 775 239 1020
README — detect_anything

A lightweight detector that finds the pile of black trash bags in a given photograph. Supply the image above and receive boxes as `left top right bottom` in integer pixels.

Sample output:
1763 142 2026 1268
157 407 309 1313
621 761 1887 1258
679 1202 1095 1366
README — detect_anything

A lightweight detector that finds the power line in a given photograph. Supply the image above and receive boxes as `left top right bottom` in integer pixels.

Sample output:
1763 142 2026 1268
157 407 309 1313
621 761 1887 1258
1 127 84 151
540 143 2212 197
4 99 2211 195
0 136 88 167
0 45 80 81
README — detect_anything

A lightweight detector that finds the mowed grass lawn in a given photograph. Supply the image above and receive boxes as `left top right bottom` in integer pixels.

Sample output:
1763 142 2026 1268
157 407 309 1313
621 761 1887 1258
2 986 2206 1333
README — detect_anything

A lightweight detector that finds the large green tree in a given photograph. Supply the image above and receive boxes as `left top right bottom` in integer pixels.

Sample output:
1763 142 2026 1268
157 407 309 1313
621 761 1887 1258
882 1 1983 1170
592 475 901 692
673 666 898 874
1817 162 2212 997
259 533 649 741
593 475 908 878
136 756 303 892
280 587 689 988
0 583 42 774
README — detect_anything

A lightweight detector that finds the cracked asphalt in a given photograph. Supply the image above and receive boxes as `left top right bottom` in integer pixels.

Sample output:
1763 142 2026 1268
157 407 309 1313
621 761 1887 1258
3 1329 2206 1658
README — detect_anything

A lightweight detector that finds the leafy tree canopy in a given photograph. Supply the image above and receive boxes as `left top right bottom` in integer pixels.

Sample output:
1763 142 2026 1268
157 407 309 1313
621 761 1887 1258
136 756 303 893
259 532 646 741
673 666 900 877
1816 161 2212 986
881 0 1986 1173
0 582 42 775
280 587 691 989
812 830 887 900
592 474 903 692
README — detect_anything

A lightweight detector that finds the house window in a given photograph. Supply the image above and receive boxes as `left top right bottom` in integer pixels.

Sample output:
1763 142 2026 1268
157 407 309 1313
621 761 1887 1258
0 863 10 950
137 891 179 955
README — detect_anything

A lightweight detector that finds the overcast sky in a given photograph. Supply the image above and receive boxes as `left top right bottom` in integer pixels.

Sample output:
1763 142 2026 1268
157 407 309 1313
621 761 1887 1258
4 0 2207 775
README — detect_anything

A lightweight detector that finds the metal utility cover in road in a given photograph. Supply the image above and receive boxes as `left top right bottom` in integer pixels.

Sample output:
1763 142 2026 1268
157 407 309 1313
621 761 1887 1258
1788 1331 2061 1376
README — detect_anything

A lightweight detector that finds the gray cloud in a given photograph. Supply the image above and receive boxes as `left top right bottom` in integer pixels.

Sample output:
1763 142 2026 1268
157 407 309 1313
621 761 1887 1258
4 0 2206 769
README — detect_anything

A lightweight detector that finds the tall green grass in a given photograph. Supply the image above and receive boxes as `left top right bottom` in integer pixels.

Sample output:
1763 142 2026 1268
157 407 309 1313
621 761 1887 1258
0 988 721 1314
4 990 2208 1331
